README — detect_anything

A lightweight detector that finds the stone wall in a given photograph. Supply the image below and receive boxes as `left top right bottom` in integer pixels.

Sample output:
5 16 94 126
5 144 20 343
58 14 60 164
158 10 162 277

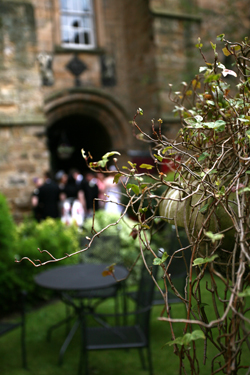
0 1 45 123
0 1 47 220
0 124 48 220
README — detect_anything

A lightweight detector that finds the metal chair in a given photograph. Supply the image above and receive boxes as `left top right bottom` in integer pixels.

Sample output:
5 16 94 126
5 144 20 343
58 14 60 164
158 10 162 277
78 262 158 375
127 226 190 307
153 226 190 306
0 291 27 369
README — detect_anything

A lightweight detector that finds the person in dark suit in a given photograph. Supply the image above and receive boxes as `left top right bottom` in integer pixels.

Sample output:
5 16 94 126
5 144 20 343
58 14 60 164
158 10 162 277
37 171 60 220
84 172 99 216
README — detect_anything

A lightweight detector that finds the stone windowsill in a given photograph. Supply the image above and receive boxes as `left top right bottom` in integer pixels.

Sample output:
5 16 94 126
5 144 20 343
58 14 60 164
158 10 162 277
54 45 105 54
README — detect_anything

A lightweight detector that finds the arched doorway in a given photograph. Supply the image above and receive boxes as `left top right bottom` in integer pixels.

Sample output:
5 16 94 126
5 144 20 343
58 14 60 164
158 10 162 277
47 114 112 174
44 88 132 175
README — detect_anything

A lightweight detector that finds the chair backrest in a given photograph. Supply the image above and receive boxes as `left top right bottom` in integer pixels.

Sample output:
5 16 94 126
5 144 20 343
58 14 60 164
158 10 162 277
0 291 27 368
134 263 158 337
79 233 122 265
153 225 191 305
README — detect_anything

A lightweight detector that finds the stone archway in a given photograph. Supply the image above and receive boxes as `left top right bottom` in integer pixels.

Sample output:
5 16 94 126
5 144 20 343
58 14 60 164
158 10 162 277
44 88 132 174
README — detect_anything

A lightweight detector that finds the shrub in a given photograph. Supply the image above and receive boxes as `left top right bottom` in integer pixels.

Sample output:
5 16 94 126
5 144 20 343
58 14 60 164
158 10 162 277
0 213 80 316
81 210 140 283
0 193 16 262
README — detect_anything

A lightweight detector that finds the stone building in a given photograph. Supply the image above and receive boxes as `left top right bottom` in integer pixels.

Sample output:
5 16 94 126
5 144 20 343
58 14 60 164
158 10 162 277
0 0 249 220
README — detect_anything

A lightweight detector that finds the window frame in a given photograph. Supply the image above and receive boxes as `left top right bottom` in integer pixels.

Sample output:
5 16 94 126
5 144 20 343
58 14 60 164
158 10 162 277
60 0 96 50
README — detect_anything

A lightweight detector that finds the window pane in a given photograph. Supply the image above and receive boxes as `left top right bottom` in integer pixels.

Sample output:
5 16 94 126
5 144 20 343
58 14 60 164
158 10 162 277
60 0 68 10
82 16 91 28
60 0 94 47
82 0 91 11
68 30 75 44
61 29 69 43
72 0 78 11
61 15 68 26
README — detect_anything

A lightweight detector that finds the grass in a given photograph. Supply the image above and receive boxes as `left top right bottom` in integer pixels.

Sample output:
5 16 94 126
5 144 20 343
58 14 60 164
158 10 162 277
1 275 250 375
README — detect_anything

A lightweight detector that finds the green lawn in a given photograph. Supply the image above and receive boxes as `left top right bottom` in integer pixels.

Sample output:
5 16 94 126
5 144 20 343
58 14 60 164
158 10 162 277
1 277 250 375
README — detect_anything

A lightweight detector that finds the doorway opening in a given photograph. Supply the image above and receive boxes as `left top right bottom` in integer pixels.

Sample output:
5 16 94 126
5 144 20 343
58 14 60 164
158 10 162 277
47 114 112 174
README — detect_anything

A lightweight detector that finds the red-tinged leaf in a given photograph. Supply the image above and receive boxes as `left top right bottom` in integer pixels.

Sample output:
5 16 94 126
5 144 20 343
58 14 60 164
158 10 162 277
130 228 138 239
102 263 116 277
102 270 112 277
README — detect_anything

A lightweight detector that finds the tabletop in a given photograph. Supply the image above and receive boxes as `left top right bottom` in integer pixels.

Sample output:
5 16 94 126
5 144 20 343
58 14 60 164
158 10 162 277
34 263 128 292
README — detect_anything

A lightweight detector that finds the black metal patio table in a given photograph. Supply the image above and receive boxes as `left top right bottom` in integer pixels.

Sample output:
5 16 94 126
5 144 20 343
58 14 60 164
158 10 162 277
35 263 128 367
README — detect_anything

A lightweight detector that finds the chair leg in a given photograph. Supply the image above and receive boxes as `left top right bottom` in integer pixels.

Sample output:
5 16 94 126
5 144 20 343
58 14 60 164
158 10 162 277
47 304 73 342
138 348 147 370
79 314 88 375
115 293 119 326
21 320 27 369
147 345 154 375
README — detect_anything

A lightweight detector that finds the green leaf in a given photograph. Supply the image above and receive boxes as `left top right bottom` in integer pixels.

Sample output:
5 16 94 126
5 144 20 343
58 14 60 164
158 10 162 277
193 254 219 266
113 173 122 184
184 118 200 127
198 152 209 162
166 330 205 347
203 120 226 132
102 151 121 160
205 231 224 243
210 41 216 50
162 146 172 154
139 207 148 213
206 100 215 106
209 169 217 175
88 151 121 168
190 330 206 341
219 186 226 196
238 118 250 123
238 287 250 297
217 34 225 41
199 203 210 213
161 252 169 262
138 107 143 115
200 133 208 140
127 184 140 195
128 161 137 168
239 187 250 194
204 73 221 83
89 159 109 168
153 257 164 265
154 154 163 162
222 47 231 56
153 252 169 265
139 164 154 170
195 43 203 48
